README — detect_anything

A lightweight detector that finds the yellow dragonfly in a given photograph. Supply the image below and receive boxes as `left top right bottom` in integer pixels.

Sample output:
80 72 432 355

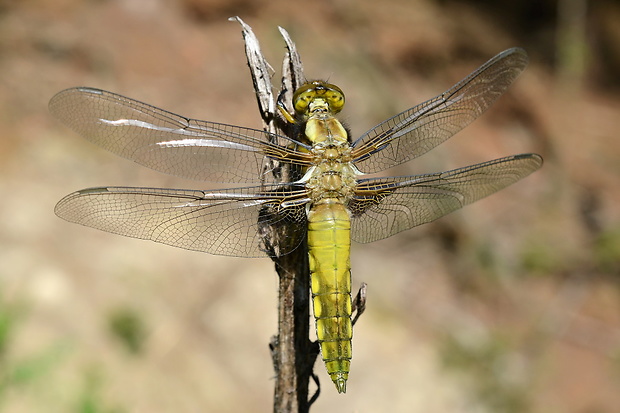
51 47 542 393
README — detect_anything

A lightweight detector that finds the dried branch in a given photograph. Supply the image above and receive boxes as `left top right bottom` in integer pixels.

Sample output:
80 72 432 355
230 17 316 413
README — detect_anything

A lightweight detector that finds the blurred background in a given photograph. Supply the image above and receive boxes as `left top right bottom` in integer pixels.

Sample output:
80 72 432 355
1 0 619 412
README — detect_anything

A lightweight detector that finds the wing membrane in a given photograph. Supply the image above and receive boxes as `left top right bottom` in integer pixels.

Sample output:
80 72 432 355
349 154 542 243
54 185 308 257
351 48 529 173
49 87 312 183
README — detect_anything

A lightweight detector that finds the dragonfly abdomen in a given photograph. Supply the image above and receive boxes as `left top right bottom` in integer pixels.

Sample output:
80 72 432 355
307 200 352 393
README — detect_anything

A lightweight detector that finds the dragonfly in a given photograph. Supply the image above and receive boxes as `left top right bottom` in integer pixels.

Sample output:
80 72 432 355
51 47 542 393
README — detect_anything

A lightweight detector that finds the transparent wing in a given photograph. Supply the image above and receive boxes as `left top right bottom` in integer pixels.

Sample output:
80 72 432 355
54 185 309 257
349 154 542 243
49 87 313 183
351 48 529 173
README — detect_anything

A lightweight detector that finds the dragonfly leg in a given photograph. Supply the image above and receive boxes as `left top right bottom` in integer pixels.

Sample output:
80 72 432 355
276 89 297 124
351 282 368 326
308 370 321 406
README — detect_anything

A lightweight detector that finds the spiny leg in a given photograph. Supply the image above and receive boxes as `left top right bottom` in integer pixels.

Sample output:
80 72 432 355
352 282 367 326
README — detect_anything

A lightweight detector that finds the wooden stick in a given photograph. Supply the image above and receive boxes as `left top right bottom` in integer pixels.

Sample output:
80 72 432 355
230 17 316 413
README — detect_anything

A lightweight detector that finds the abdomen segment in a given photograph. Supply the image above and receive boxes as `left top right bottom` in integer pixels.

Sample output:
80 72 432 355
307 200 352 393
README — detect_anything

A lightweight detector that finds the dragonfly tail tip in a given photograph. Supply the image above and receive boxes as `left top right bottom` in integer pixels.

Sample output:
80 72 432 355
335 377 347 393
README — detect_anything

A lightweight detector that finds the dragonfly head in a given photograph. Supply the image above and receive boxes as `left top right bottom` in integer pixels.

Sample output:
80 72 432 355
293 81 345 116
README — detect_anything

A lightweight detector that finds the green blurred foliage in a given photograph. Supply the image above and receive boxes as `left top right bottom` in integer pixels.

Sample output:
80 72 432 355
439 331 531 413
107 306 148 355
520 240 563 276
76 367 126 413
0 295 126 412
0 298 66 405
593 227 620 276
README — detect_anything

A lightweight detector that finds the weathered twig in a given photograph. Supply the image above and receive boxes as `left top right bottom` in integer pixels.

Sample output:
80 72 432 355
231 18 369 410
230 17 317 413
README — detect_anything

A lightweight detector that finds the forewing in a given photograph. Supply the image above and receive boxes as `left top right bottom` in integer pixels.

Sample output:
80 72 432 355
49 87 312 183
349 154 542 243
54 185 309 257
351 48 529 173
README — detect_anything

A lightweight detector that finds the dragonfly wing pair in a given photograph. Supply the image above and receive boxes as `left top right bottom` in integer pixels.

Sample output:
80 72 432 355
52 47 539 257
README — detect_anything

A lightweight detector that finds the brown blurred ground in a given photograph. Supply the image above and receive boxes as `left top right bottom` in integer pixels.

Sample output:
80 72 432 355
1 0 619 412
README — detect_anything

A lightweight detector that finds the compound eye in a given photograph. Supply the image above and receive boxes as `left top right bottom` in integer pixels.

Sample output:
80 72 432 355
294 91 313 113
327 91 345 113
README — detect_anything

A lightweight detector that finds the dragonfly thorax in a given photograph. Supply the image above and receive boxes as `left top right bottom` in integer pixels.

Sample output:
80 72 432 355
299 85 357 203
305 115 348 146
305 145 358 202
306 166 357 203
